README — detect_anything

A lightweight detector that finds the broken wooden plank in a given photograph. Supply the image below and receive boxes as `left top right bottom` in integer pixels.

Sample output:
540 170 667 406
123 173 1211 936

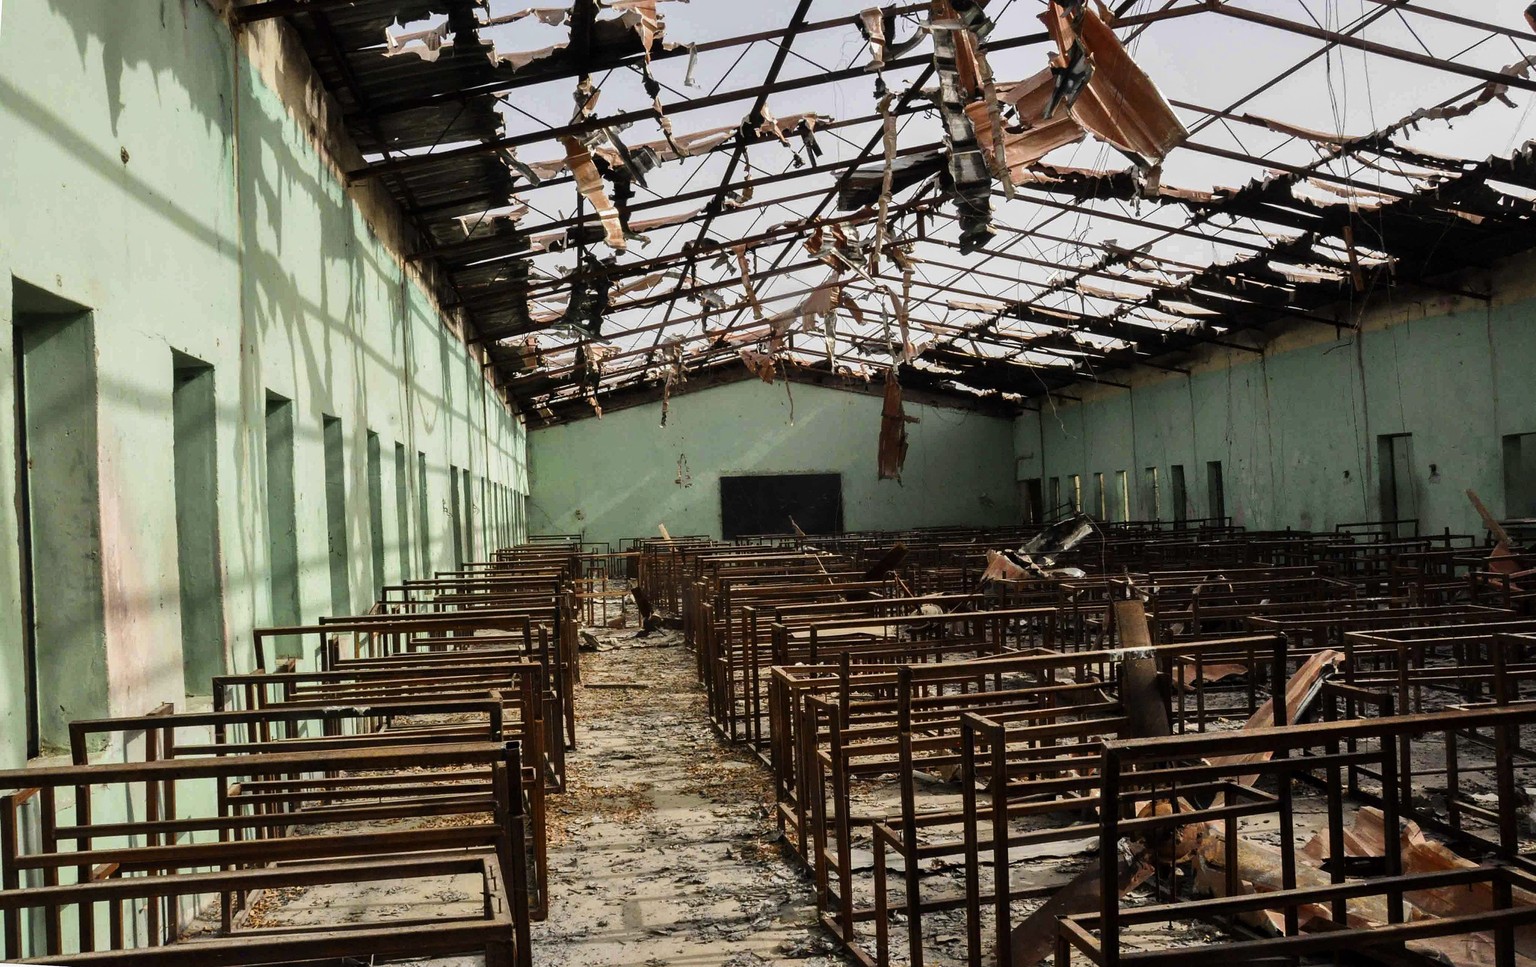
1009 848 1155 966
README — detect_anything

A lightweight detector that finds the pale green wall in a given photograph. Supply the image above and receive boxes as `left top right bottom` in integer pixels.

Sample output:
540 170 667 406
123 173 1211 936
528 378 1020 547
1015 279 1536 535
0 0 528 766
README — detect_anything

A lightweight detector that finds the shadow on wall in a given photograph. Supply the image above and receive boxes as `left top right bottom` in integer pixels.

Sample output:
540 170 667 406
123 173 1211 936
0 74 231 263
45 0 234 142
20 0 526 648
232 65 466 418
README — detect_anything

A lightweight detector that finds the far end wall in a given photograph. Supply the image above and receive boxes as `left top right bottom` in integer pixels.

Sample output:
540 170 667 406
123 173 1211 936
528 378 1019 547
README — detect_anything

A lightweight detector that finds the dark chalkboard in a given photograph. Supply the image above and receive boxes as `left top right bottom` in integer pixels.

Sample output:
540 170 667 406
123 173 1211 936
720 473 843 539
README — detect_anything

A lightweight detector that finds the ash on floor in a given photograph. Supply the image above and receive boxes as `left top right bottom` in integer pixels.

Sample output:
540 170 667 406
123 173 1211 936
532 625 849 966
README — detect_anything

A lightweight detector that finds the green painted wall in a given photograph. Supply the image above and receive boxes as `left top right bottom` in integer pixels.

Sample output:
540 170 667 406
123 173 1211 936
528 378 1020 547
0 0 528 766
1015 272 1536 535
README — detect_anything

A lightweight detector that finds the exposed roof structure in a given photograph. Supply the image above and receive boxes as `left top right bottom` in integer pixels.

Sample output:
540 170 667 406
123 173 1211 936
236 0 1536 424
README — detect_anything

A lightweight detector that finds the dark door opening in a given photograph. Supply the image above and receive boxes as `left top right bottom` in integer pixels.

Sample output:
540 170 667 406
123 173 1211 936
13 280 107 754
265 393 301 658
173 353 225 691
1170 465 1188 523
1021 478 1044 524
720 473 843 539
1505 433 1536 519
12 307 38 758
366 431 385 601
321 415 350 616
449 465 464 567
461 469 475 563
1378 433 1416 537
1207 460 1226 522
394 443 411 581
417 452 431 573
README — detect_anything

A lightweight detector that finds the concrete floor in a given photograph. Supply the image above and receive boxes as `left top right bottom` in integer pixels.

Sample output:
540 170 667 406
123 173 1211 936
531 628 848 966
182 626 848 966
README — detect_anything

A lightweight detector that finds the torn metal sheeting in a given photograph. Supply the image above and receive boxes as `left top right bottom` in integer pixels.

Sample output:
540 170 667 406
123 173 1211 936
877 367 916 481
259 0 1536 422
1040 0 1187 165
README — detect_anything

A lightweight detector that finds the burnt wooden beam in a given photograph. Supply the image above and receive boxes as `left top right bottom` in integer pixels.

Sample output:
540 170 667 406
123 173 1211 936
416 132 941 264
532 357 1020 425
233 0 359 23
463 196 936 315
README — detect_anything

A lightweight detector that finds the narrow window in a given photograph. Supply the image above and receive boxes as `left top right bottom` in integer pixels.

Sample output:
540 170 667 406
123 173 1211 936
265 393 300 648
1070 474 1082 513
479 475 489 559
1021 478 1044 524
1504 433 1536 520
322 415 350 616
393 443 411 581
1094 472 1107 520
1049 477 1062 517
462 469 476 563
1207 460 1226 522
1170 465 1188 523
365 431 385 603
1378 433 1416 537
173 354 226 691
1144 467 1160 521
1117 470 1130 522
497 482 508 549
449 465 464 568
416 452 431 573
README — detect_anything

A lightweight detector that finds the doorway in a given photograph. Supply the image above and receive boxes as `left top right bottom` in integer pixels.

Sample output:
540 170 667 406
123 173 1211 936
1377 433 1417 536
12 280 107 755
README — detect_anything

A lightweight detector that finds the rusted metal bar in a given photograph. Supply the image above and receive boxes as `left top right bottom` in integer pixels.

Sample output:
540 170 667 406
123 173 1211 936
1204 1 1536 93
347 30 1055 184
356 5 929 121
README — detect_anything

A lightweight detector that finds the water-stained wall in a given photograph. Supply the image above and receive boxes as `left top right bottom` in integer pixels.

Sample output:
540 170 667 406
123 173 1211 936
0 0 529 766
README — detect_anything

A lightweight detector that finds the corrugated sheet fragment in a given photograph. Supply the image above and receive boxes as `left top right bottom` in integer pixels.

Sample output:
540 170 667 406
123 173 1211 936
385 18 452 61
562 136 628 251
735 245 765 320
1040 0 1187 165
878 368 916 480
930 0 994 251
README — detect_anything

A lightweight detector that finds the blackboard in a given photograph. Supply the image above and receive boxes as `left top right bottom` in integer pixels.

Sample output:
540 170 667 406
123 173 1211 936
720 473 843 539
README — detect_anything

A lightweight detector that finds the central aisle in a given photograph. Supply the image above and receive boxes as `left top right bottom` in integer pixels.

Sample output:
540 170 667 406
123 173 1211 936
530 629 848 966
